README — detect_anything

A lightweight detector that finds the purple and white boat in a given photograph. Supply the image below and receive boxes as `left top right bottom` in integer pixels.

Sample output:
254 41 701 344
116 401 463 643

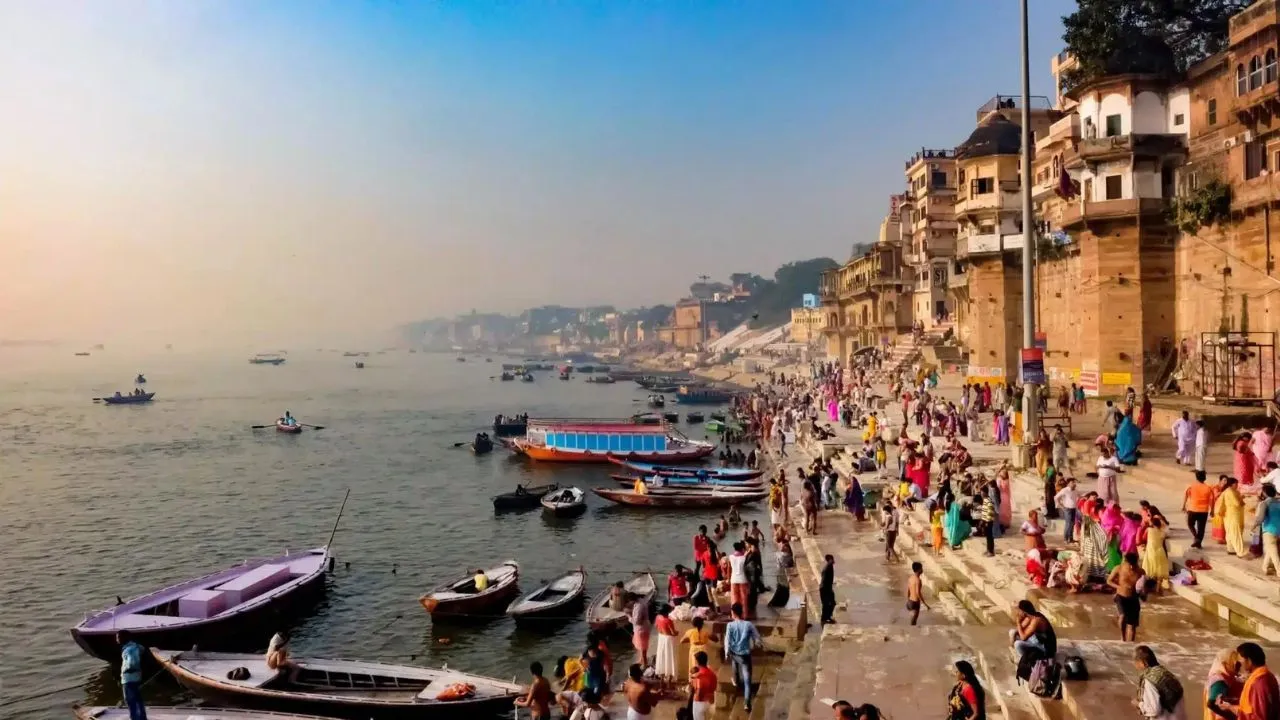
70 547 331 663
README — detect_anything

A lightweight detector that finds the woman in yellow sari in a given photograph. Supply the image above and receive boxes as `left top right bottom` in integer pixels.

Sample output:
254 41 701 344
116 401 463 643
1141 515 1171 592
1215 477 1248 558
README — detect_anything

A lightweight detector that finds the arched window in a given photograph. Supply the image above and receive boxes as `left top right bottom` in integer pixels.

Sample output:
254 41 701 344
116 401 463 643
1267 49 1277 84
1239 63 1248 95
1250 55 1263 90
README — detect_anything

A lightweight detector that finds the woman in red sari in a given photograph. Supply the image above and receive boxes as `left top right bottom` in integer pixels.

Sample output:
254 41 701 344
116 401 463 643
1137 393 1153 431
1234 433 1257 490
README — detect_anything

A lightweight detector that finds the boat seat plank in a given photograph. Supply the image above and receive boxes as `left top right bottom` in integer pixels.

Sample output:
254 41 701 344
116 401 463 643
183 658 280 688
104 613 195 629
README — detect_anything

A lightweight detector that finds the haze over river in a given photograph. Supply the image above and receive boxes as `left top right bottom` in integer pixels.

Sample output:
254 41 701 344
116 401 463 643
0 349 748 718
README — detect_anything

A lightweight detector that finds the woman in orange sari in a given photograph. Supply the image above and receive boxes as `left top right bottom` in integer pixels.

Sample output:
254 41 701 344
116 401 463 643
1212 474 1230 545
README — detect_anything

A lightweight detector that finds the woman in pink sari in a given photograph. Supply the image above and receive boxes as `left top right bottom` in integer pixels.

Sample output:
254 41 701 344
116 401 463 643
1119 512 1142 555
1252 426 1273 479
1235 432 1257 487
1101 502 1124 540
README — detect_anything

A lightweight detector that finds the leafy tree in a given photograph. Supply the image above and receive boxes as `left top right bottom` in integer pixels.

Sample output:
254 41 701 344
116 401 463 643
1061 0 1248 92
745 258 838 327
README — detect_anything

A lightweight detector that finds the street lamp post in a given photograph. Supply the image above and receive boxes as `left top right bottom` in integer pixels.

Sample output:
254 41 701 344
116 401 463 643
1019 0 1040 455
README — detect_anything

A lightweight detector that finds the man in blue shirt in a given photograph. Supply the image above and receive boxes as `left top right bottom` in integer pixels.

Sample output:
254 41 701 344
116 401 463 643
118 630 147 720
723 602 762 712
1254 483 1280 576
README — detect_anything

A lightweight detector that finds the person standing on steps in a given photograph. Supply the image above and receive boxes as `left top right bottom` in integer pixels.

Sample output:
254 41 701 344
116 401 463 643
1183 471 1214 550
1055 477 1080 544
819 554 836 625
907 561 930 625
1195 420 1209 473
118 630 147 720
880 502 901 562
1108 552 1146 642
723 603 763 713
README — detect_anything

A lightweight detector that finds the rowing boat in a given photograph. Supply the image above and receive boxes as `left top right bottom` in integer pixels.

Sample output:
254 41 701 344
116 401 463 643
592 487 768 508
419 561 519 617
610 474 764 489
540 487 587 517
75 707 332 720
491 483 559 511
71 548 329 662
276 421 303 434
102 392 155 405
585 572 655 632
151 650 523 719
506 569 587 621
609 459 764 480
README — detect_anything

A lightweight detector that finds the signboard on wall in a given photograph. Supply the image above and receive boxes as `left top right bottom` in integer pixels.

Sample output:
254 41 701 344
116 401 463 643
1021 348 1046 385
802 293 818 309
1079 360 1100 397
1034 332 1048 351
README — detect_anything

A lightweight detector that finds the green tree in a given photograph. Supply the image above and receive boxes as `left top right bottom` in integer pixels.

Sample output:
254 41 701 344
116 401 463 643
1061 0 1248 92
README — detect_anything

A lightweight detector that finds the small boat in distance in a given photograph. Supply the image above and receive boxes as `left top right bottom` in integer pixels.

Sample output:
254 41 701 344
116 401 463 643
586 572 655 632
492 483 559 512
509 419 715 463
75 351 91 356
500 371 514 381
662 411 679 423
276 420 303 434
354 361 365 369
686 411 704 423
521 372 535 382
75 707 334 720
134 374 146 384
150 650 524 718
674 386 736 404
456 356 466 362
249 354 286 365
647 394 665 408
471 434 494 455
101 391 155 405
70 548 330 662
419 561 519 617
506 569 587 622
541 487 587 517
493 414 528 437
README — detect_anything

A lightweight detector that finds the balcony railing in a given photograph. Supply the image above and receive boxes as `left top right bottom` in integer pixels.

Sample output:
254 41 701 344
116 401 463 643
977 94 1053 121
956 186 1021 214
948 270 968 289
905 147 955 171
1234 172 1280 210
1065 134 1186 168
1059 197 1169 228
959 232 1026 257
1036 114 1079 152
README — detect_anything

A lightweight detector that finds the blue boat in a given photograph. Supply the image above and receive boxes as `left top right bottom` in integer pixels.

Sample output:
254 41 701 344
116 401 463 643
101 391 155 405
673 386 736 404
609 458 763 480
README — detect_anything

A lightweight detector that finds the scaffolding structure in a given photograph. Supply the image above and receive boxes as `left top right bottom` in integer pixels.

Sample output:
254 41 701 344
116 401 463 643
1199 332 1277 405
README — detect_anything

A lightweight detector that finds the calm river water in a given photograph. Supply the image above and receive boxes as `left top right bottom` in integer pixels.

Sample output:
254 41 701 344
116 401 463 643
0 349 751 718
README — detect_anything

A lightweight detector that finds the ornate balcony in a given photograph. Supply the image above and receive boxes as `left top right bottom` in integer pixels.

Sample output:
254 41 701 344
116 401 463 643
1059 197 1170 229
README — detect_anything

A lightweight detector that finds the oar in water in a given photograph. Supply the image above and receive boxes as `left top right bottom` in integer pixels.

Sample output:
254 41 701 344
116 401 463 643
300 423 325 430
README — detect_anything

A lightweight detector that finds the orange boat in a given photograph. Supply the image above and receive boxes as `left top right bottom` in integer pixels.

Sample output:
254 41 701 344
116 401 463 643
510 419 715 463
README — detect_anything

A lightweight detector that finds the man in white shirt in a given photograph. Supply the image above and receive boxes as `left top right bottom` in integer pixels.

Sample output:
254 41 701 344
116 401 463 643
1096 447 1121 504
1194 420 1209 472
1133 646 1186 719
728 542 750 619
1054 478 1080 543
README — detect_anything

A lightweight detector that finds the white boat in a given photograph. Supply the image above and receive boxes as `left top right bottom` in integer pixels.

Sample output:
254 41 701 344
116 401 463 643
506 569 587 621
76 707 332 720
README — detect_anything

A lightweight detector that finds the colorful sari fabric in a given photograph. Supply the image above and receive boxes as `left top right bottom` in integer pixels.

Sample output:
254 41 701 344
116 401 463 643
1115 416 1141 465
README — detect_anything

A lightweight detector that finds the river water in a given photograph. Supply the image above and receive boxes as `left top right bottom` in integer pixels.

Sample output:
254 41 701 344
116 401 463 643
0 349 750 718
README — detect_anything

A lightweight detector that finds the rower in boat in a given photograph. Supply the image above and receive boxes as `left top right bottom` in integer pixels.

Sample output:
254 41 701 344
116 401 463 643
474 568 490 591
279 411 298 428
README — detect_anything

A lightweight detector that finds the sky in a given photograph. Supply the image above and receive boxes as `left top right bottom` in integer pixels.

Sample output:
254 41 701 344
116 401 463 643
0 0 1076 349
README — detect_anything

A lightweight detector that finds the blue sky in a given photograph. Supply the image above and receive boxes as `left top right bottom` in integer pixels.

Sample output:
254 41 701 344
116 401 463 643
0 0 1076 346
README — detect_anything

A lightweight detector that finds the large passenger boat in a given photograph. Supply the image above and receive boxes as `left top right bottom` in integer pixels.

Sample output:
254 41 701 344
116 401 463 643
509 419 714 463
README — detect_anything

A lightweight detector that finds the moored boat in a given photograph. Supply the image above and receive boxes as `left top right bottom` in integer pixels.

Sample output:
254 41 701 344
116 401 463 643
610 474 763 489
610 459 764 480
646 394 665 408
276 420 303 434
249 355 286 365
70 548 330 662
674 385 736 404
500 371 514 381
520 372 535 382
540 487 587 517
471 436 494 455
150 650 524 719
492 483 559 511
709 412 726 422
630 412 662 425
354 362 365 369
592 487 767 508
661 411 679 422
705 419 725 432
509 419 714 463
102 392 156 405
506 569 587 622
419 562 519 617
585 572 655 632
493 416 528 437
75 707 334 720
584 375 615 384
686 411 704 423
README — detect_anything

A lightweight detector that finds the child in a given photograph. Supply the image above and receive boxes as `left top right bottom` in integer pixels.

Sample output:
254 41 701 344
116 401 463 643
931 506 946 554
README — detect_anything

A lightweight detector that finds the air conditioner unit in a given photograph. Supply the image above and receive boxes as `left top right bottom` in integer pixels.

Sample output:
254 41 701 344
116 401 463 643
1243 130 1256 143
1225 137 1238 149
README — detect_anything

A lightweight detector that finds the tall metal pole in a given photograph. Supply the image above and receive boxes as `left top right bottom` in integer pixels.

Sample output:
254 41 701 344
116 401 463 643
1020 0 1039 445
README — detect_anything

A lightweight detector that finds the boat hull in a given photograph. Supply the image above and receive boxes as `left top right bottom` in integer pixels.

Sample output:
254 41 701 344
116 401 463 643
419 563 520 618
492 484 559 511
611 459 764 480
276 422 303 434
592 487 767 508
507 571 587 622
512 444 714 464
492 422 527 437
75 707 336 720
610 474 762 489
585 573 655 633
102 393 155 405
71 551 329 663
470 442 493 455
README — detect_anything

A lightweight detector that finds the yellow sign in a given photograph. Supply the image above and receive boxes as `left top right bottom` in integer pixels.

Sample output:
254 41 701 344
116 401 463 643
1101 372 1133 386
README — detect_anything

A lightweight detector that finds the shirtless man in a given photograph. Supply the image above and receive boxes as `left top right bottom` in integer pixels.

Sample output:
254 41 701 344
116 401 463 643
623 663 657 720
906 562 930 625
514 661 552 720
1108 552 1146 642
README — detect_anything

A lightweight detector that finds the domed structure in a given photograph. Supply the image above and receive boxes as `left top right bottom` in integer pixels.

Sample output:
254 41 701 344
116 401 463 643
955 113 1022 159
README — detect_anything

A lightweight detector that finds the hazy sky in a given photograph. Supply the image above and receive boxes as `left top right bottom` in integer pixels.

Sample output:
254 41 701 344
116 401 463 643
0 0 1074 349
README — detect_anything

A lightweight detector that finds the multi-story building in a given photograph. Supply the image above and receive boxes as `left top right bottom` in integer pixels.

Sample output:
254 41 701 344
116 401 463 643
820 195 913 363
953 96 1058 381
789 307 825 345
903 148 959 327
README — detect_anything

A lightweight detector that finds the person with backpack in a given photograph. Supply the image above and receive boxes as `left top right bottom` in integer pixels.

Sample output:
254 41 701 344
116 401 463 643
1133 645 1186 719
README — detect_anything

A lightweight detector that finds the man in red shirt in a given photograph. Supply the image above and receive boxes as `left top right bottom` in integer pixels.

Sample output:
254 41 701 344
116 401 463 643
668 564 690 606
689 651 717 720
693 526 710 569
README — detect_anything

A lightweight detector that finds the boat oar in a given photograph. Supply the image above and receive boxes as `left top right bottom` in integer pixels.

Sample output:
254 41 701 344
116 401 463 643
300 423 325 430
452 441 469 447
250 424 272 430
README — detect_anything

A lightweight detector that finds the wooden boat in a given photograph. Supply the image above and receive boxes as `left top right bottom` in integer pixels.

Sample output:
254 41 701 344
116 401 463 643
500 371 514 381
662 411 679 422
520 373 535 382
75 707 333 720
102 392 156 405
150 650 524 719
249 355 286 365
506 569 587 621
492 419 528 437
540 487 587 517
584 375 615 384
686 411 704 423
674 386 736 404
592 487 767 508
75 352 91 356
509 419 715 463
646 394 665 408
630 413 662 425
470 438 493 455
709 412 726 422
491 483 559 511
611 459 764 481
276 421 303 434
585 572 655 632
70 548 330 662
419 561 519 617
610 474 763 489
